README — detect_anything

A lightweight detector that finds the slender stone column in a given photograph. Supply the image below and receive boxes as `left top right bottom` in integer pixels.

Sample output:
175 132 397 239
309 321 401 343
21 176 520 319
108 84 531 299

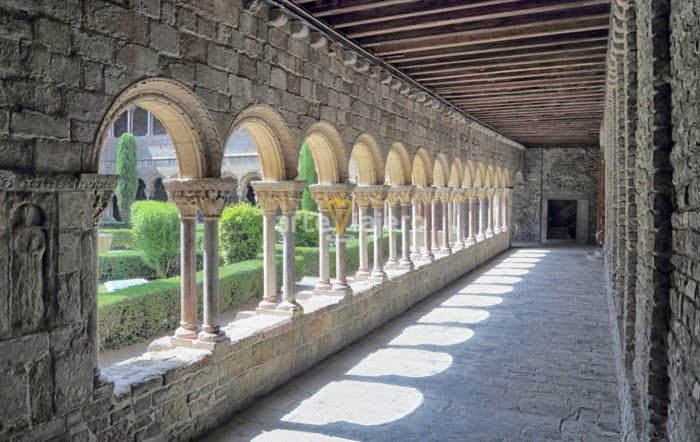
316 208 332 291
493 191 502 234
386 204 398 268
431 196 439 252
194 178 235 342
386 187 406 268
355 186 388 282
436 188 451 254
477 190 486 242
252 184 280 311
312 184 355 297
466 192 477 245
420 188 435 262
453 189 465 250
501 189 509 231
356 203 371 280
165 180 227 341
447 199 454 243
411 193 421 261
485 189 494 238
275 182 307 317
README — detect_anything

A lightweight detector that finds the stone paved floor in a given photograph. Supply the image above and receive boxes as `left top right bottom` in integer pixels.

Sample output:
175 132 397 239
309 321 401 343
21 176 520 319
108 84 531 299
203 246 621 441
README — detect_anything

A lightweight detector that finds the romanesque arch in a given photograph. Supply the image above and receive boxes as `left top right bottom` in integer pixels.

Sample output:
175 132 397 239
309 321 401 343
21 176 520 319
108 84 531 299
463 160 475 188
385 142 412 186
350 133 384 185
486 165 496 188
228 105 293 181
433 154 449 187
303 121 348 184
93 78 222 178
474 162 486 187
411 148 433 186
448 158 464 188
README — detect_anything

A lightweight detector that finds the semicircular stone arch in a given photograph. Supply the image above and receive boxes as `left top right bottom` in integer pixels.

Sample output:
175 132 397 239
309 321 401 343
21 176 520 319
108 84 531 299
433 154 449 187
448 158 464 188
463 160 475 188
93 77 222 178
350 132 384 186
474 162 486 187
303 121 348 184
385 142 412 186
486 165 496 188
227 105 294 181
411 148 433 187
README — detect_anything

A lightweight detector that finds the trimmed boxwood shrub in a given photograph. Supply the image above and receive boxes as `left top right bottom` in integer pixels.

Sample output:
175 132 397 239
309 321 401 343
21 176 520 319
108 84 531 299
220 203 262 263
100 228 134 250
131 201 180 278
281 209 318 247
98 256 303 350
98 250 203 283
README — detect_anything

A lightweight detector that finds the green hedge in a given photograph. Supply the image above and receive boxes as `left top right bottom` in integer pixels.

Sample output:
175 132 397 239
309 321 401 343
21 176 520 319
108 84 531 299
98 232 393 351
100 229 134 250
99 256 303 350
98 250 203 283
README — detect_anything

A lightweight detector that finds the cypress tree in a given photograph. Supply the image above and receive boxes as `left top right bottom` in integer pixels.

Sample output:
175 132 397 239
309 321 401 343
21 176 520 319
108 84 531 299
299 142 318 212
115 132 139 226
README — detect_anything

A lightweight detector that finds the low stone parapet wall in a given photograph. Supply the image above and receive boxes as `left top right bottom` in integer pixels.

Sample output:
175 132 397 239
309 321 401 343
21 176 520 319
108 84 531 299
24 233 510 441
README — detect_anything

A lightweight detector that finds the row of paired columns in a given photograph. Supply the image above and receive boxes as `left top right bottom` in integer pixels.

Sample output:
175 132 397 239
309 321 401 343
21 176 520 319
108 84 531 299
164 177 511 343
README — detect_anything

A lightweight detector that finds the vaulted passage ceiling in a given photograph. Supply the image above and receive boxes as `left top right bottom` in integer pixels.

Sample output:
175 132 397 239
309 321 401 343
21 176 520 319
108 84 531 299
292 0 610 147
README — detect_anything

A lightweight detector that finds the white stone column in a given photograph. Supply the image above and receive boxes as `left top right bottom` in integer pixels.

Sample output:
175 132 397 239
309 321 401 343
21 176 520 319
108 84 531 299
501 189 509 231
312 184 355 297
421 188 435 262
310 185 332 293
146 111 153 136
355 199 371 281
275 182 306 317
431 195 439 252
411 194 421 261
477 190 486 242
493 191 502 234
194 178 235 342
485 189 494 239
453 190 465 250
252 183 279 311
466 192 477 245
126 106 135 133
164 180 217 341
386 187 405 269
437 188 451 254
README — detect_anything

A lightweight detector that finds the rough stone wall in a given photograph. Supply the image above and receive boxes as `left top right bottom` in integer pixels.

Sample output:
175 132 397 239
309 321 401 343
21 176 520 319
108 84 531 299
668 0 700 438
0 0 523 177
512 147 600 244
0 0 523 439
602 0 700 440
5 230 509 441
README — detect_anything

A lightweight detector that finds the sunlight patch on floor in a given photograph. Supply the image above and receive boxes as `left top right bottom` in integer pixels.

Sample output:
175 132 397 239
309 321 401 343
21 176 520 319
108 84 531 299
251 429 359 441
441 294 503 308
484 267 530 276
502 257 541 264
387 325 474 347
281 381 423 426
418 307 490 324
346 348 452 378
473 275 522 285
495 262 536 269
458 284 513 295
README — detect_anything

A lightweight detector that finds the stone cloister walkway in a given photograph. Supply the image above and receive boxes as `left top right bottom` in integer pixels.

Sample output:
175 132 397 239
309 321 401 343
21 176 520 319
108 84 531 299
204 246 621 441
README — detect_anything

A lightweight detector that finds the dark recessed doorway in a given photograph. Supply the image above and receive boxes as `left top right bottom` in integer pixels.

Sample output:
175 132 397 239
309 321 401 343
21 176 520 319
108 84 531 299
547 199 577 240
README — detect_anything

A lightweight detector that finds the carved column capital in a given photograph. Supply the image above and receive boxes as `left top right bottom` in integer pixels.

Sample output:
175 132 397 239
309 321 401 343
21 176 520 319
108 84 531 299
353 185 388 209
436 187 452 203
269 181 307 214
476 188 487 200
415 187 435 204
451 188 466 203
78 174 119 226
388 185 414 207
309 183 355 210
164 178 236 219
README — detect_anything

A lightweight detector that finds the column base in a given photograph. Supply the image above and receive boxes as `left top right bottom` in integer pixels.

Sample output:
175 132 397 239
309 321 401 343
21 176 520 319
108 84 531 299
257 300 278 311
453 241 465 251
354 269 371 281
198 328 226 342
466 236 476 245
485 231 494 239
501 226 508 231
174 326 198 340
370 271 387 283
385 258 400 269
277 301 304 318
410 252 422 262
476 234 485 242
399 258 414 271
331 282 353 298
314 280 333 292
420 251 435 262
494 227 502 234
440 246 452 255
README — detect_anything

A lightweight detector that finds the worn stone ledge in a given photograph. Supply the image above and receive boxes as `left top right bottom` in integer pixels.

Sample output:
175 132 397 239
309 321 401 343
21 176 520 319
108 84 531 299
20 233 509 441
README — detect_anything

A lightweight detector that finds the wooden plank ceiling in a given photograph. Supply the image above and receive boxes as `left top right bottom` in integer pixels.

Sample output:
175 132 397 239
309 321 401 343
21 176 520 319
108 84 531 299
292 0 610 147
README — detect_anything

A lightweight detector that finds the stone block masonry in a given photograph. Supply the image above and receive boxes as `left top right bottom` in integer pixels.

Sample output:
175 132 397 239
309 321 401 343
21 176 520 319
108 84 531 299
10 233 509 441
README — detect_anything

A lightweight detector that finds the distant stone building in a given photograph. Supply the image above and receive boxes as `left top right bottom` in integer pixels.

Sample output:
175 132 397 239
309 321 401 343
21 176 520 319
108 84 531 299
99 106 261 220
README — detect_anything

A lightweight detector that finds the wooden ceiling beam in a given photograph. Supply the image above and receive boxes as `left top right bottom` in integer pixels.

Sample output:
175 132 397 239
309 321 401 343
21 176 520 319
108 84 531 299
434 76 605 94
425 68 606 86
300 0 420 17
418 59 606 84
443 85 606 100
371 14 610 55
453 91 605 106
345 0 609 39
406 47 607 76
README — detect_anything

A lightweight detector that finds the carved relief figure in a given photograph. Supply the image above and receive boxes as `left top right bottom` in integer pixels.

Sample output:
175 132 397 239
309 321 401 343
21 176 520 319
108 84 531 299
11 203 46 332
